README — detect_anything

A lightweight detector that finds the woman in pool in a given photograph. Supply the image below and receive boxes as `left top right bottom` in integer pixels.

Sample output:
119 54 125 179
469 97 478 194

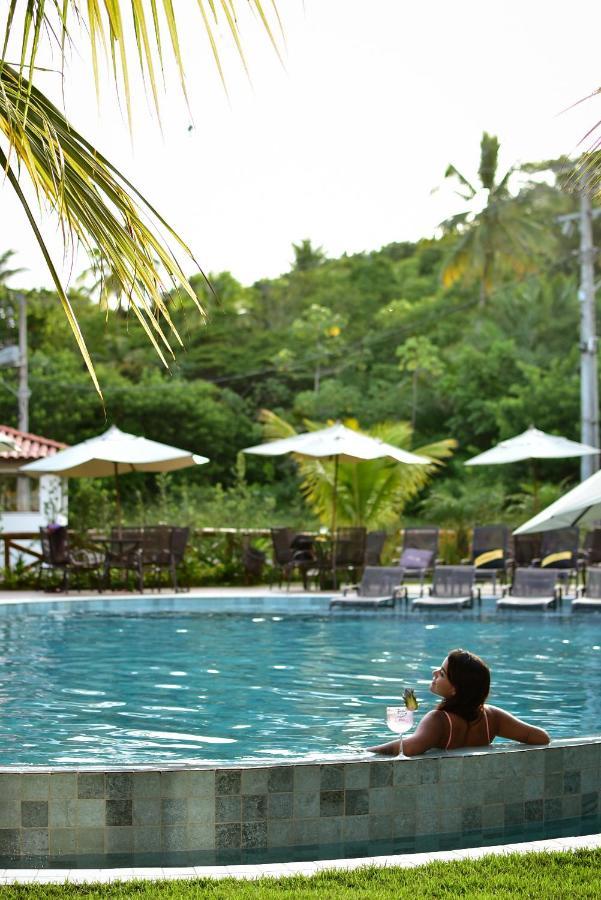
369 648 550 756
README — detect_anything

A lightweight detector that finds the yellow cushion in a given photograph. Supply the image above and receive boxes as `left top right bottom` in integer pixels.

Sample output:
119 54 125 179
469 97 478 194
541 551 572 567
474 549 504 568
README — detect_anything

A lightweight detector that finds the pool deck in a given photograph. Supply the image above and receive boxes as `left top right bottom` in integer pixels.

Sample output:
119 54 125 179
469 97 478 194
1 833 600 884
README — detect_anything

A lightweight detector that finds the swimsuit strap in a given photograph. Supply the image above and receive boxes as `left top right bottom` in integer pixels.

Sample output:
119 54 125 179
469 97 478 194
484 707 491 744
442 710 453 750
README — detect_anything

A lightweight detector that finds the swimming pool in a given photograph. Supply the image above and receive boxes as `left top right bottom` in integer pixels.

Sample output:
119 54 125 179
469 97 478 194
1 599 599 766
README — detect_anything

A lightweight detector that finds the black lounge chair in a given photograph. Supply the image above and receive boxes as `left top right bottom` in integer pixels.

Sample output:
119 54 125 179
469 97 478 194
398 527 439 592
511 533 542 573
497 567 562 610
364 530 387 566
573 565 601 611
39 526 103 592
333 527 367 585
533 527 579 592
329 566 405 610
463 524 510 595
411 565 478 610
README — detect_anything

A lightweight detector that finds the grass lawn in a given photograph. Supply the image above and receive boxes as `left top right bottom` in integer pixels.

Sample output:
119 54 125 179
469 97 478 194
2 849 601 899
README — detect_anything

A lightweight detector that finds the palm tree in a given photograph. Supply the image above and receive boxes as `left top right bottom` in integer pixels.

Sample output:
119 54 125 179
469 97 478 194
259 410 456 529
441 132 547 306
0 3 281 397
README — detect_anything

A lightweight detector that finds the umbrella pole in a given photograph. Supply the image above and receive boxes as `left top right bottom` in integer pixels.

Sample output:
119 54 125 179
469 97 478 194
114 463 122 536
331 455 339 589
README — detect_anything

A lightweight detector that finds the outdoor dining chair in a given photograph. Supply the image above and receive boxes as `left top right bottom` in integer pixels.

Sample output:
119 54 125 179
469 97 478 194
411 565 478 610
269 527 314 590
329 566 405 610
39 526 104 592
496 567 562 610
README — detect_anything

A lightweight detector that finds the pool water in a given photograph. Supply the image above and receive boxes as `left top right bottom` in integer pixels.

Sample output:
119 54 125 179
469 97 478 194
0 609 599 765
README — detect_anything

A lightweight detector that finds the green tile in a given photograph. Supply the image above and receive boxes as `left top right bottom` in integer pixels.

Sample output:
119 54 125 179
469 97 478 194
49 828 77 856
544 798 562 821
161 798 188 825
132 773 161 798
369 787 395 816
486 753 506 778
438 781 464 810
294 766 320 792
524 775 544 801
160 772 190 799
462 806 482 831
293 792 319 820
241 822 268 848
0 829 20 855
268 819 294 847
321 765 345 790
215 823 240 849
216 770 241 796
393 762 418 786
544 748 564 775
563 770 581 794
105 826 133 853
77 827 104 855
343 815 369 842
582 792 598 816
369 814 393 840
503 778 524 803
344 763 369 790
317 816 342 844
505 752 528 777
21 800 48 828
106 799 132 826
417 758 439 785
524 799 543 822
78 774 105 800
21 828 48 855
345 789 369 816
106 773 133 798
504 802 524 826
188 770 215 797
21 775 49 800
133 827 161 853
133 798 161 826
0 775 21 800
416 789 439 814
188 797 214 824
392 785 416 810
49 799 77 828
186 823 214 851
49 774 77 800
438 807 462 833
241 795 267 822
562 795 580 818
241 769 268 795
268 792 293 819
294 818 318 846
544 773 563 798
0 801 20 828
77 799 105 827
416 806 438 834
370 761 393 788
215 796 240 824
439 756 463 782
268 767 293 793
581 768 600 793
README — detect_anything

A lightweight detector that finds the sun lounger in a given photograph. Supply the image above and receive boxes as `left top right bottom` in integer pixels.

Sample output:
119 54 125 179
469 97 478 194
497 568 561 610
572 565 601 611
329 566 404 610
411 565 478 610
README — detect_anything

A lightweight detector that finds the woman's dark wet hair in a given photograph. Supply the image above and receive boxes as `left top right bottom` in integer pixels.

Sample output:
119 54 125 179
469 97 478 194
439 648 490 722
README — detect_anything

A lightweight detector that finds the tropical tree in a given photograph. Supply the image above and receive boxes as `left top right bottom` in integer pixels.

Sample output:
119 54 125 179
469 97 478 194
0 2 281 396
441 132 548 306
258 410 456 528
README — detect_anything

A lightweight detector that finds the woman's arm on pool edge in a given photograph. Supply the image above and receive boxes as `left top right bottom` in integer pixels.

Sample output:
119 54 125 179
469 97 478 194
368 710 445 757
489 705 550 745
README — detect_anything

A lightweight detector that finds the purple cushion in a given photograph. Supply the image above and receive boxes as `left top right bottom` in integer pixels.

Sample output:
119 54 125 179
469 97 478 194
400 548 433 569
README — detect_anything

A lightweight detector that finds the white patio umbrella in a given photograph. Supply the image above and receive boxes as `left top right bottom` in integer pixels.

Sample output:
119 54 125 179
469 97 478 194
514 468 601 534
464 426 599 466
20 425 209 523
244 423 429 586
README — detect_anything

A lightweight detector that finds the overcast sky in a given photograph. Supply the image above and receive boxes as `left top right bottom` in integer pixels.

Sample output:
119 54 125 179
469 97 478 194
4 0 601 290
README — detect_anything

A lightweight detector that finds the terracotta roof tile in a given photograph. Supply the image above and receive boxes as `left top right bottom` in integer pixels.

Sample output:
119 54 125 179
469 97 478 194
0 424 68 461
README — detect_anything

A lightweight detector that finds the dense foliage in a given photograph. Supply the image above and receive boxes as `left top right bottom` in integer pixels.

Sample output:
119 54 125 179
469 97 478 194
0 151 597 535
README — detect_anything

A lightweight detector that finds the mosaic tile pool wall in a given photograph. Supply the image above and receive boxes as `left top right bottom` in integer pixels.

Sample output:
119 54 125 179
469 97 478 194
0 737 599 861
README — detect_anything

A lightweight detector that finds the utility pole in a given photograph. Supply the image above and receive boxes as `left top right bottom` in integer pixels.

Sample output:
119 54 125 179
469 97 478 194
16 292 30 511
578 189 600 480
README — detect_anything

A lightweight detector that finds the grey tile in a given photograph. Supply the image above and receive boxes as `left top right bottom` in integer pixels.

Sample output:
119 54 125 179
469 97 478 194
0 801 20 828
321 765 344 790
106 826 133 853
241 822 268 849
133 826 162 853
0 775 21 800
295 818 320 845
369 787 395 816
525 799 543 822
77 827 104 854
544 773 563 798
294 765 320 792
369 814 393 840
582 792 599 816
317 816 342 844
293 792 319 819
416 789 439 814
417 758 439 784
49 828 77 856
562 795 580 818
439 756 463 782
345 789 369 816
106 799 132 826
343 815 369 842
76 799 106 827
505 752 528 778
268 767 293 793
215 795 240 823
188 797 214 824
0 829 20 855
486 753 506 778
22 775 49 800
216 770 241 796
524 775 544 801
132 773 161 798
393 784 416 810
21 828 48 855
544 798 562 821
461 806 482 831
581 768 600 793
241 769 268 795
462 754 488 780
482 804 504 828
438 781 464 810
186 823 214 850
544 747 564 774
504 802 524 826
188 771 215 797
268 792 293 819
503 778 524 803
161 799 187 826
78 774 105 800
416 805 438 833
370 761 393 788
268 818 294 847
22 800 48 828
133 798 161 826
344 763 369 790
563 770 581 794
105 773 133 798
438 807 462 833
49 799 77 828
320 790 344 817
49 774 77 800
393 762 418 786
161 826 187 851
215 823 241 849
241 795 267 822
